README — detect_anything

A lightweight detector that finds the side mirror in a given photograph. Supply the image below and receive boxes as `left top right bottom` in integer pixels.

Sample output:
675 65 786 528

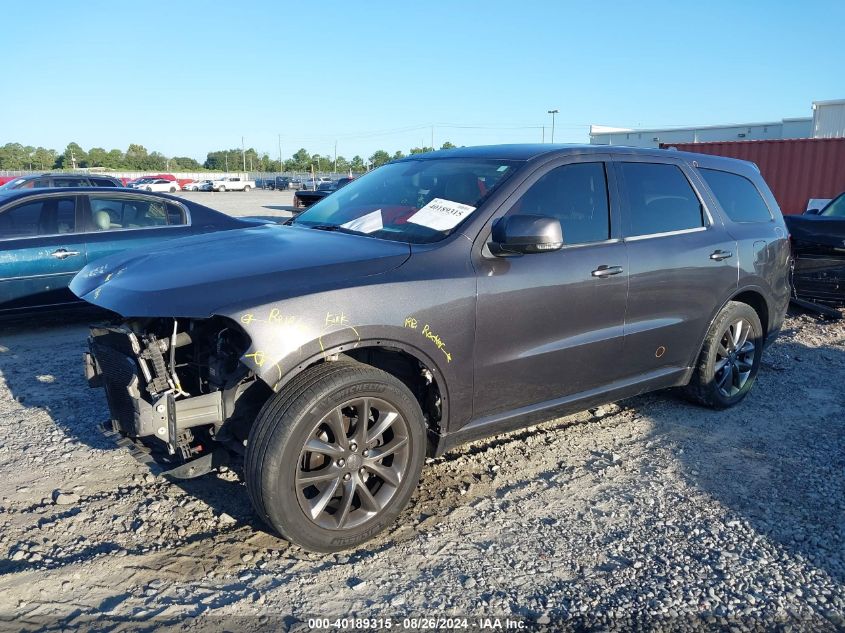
804 208 821 215
489 215 563 256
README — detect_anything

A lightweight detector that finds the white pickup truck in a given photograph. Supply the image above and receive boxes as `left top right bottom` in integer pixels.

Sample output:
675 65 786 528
212 177 256 192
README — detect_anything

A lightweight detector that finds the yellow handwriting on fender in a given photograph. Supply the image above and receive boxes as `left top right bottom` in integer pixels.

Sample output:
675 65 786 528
404 317 418 329
244 351 266 367
325 311 349 327
421 324 452 362
268 308 300 326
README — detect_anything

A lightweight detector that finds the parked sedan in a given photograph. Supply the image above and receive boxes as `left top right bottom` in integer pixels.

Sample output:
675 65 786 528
182 180 214 192
0 188 262 316
0 173 124 189
784 190 845 306
139 179 181 193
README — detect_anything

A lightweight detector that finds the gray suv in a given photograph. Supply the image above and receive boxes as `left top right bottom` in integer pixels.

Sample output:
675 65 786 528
72 145 790 552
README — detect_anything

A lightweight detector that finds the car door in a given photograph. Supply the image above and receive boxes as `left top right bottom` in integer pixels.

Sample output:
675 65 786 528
613 157 738 379
0 193 88 313
473 156 629 418
83 192 194 265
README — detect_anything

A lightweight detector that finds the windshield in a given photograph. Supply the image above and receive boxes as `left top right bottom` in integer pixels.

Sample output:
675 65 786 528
293 158 521 243
821 193 845 218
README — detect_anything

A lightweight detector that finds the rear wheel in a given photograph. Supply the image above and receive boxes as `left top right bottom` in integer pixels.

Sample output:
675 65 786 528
246 361 425 552
684 301 763 409
243 185 251 192
169 186 176 192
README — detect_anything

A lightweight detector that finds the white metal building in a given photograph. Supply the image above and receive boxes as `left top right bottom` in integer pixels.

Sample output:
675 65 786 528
812 99 845 138
589 99 843 147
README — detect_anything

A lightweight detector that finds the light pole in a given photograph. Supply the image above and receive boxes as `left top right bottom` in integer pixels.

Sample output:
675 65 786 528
547 110 558 143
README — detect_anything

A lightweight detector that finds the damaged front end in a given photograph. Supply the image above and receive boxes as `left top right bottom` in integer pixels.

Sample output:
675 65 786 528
85 317 271 477
791 252 845 307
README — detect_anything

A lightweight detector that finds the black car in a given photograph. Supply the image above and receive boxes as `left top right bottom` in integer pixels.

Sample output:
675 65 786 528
293 177 354 210
0 173 124 190
784 191 845 306
74 145 790 552
0 187 263 316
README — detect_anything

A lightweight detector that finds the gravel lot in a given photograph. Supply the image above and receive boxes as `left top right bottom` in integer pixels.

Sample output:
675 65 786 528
0 298 843 628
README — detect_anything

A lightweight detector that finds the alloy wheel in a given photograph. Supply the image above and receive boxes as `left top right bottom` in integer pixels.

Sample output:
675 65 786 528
714 318 756 398
295 397 410 530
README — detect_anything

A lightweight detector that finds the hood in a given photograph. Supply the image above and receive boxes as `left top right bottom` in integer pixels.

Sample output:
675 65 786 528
70 224 411 318
784 215 845 249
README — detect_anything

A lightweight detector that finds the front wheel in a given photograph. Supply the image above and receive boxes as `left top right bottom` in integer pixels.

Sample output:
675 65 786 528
246 361 426 552
684 301 763 409
243 185 251 192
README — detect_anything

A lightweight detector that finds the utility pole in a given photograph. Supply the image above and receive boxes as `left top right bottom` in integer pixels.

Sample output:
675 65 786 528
225 153 229 173
241 136 246 173
278 133 283 173
547 109 559 143
70 148 77 170
541 127 545 143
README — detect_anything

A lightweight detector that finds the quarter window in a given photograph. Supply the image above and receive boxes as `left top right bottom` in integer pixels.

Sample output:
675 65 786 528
699 168 772 223
619 162 703 237
508 162 610 245
0 197 76 238
89 196 173 231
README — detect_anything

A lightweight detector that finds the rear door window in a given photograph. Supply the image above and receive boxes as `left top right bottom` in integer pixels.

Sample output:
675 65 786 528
699 168 772 223
619 162 704 237
91 177 119 187
0 196 77 238
88 195 172 231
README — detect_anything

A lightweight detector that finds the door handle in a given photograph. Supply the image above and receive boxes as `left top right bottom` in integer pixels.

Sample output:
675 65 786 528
50 248 81 260
591 265 624 278
710 250 733 261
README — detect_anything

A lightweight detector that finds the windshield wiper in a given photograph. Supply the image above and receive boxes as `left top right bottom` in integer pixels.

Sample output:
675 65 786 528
307 224 365 235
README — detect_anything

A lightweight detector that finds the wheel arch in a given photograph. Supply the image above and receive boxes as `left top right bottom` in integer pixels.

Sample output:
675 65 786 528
271 338 450 443
686 284 772 373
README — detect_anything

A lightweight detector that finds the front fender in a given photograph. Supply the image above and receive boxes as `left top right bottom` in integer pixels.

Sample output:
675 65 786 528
228 288 477 431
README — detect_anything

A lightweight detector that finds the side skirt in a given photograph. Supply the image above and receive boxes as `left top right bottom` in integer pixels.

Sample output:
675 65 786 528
428 366 692 457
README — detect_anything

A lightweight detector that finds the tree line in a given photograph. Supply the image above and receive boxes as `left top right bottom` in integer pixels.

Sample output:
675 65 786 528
0 141 459 173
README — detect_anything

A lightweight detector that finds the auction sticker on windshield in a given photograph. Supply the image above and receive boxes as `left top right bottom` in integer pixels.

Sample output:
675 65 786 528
341 209 383 233
408 198 476 231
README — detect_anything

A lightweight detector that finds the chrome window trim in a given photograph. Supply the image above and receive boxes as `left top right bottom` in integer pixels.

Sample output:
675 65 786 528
624 226 708 242
557 237 623 251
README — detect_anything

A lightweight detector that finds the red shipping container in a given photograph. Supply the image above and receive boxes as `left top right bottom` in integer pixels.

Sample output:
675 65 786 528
659 138 845 215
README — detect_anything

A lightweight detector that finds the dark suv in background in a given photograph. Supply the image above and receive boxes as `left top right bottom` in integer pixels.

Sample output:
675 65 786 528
0 173 123 189
73 145 790 552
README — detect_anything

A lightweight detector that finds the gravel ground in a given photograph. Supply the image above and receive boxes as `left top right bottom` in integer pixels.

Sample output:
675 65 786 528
0 310 843 631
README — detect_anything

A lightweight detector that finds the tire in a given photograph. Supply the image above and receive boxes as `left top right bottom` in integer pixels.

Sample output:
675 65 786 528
684 300 763 409
246 361 426 552
243 185 251 192
145 186 152 191
218 186 226 192
169 186 176 193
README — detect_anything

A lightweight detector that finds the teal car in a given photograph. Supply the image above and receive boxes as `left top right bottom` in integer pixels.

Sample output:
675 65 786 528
0 187 259 317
